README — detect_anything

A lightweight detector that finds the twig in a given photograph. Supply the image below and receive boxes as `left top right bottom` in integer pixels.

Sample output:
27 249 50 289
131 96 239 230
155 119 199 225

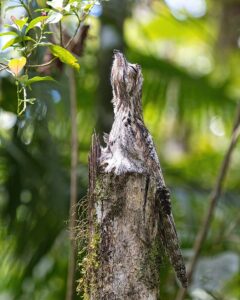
59 20 63 47
19 0 33 20
175 103 240 300
65 12 81 49
0 63 8 72
65 67 79 300
27 57 57 68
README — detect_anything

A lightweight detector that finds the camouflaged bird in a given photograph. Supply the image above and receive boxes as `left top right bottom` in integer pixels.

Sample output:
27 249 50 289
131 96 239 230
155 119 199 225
100 50 188 288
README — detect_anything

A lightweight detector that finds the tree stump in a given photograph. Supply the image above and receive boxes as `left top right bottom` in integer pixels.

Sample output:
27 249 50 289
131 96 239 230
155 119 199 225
81 133 162 300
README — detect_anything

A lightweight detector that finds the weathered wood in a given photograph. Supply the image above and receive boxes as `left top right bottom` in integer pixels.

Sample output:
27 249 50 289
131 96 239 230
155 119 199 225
82 134 162 300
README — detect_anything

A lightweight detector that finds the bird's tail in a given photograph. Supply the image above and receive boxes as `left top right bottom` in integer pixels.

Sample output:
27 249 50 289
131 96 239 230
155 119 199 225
156 184 188 288
159 211 188 288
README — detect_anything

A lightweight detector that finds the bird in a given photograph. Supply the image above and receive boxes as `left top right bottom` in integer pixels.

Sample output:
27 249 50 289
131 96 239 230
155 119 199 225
100 50 188 288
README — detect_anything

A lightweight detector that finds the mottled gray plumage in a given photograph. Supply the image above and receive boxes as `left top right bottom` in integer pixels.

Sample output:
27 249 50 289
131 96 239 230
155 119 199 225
100 50 188 288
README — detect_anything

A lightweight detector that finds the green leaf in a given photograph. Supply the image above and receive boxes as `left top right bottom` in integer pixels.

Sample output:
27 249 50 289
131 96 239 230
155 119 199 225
2 37 22 50
0 31 18 37
25 16 48 33
23 36 36 42
49 45 80 70
13 17 28 30
26 76 55 85
83 3 94 12
3 24 14 29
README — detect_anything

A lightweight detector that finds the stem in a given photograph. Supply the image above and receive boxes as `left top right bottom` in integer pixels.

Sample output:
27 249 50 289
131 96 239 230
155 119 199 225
65 12 81 49
19 0 32 20
60 20 63 46
175 103 240 300
27 57 57 68
65 68 79 300
0 63 8 72
16 81 21 115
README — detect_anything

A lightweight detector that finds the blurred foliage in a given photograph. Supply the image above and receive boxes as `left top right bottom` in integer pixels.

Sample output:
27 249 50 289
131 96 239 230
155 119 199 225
0 0 240 299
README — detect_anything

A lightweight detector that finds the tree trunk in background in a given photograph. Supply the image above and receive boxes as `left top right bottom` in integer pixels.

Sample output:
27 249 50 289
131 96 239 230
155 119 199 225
66 68 78 300
217 0 240 53
81 134 161 299
96 0 128 134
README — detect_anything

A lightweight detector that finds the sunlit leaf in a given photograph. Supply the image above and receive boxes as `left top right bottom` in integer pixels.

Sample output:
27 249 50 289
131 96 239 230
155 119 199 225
12 17 28 30
46 0 64 10
45 11 63 24
26 76 55 85
36 0 47 8
49 45 80 70
8 57 26 76
83 3 94 12
25 16 48 33
3 24 13 28
0 31 18 37
1 37 22 50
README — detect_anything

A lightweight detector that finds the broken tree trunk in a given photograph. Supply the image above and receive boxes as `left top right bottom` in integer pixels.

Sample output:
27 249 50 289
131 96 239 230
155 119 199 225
81 133 162 300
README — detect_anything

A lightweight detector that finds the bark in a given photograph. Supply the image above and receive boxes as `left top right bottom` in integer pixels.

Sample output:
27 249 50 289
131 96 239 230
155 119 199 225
82 134 161 300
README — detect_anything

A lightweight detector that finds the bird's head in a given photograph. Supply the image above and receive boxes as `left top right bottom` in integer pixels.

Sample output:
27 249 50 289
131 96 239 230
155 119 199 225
111 50 143 115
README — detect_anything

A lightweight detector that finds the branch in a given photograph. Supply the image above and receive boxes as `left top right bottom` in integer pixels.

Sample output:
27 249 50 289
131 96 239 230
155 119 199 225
65 67 79 300
175 103 240 300
0 63 8 72
65 12 81 49
19 0 33 20
27 57 57 68
59 20 63 47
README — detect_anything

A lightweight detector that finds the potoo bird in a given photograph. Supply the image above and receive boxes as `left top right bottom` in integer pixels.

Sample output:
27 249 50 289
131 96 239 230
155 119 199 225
100 50 188 288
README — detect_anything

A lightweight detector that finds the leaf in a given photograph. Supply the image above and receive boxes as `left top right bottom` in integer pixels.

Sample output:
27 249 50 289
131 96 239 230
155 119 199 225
46 0 64 10
45 11 63 24
83 3 94 12
3 24 12 28
23 36 36 42
8 57 26 76
2 37 22 50
0 31 18 37
13 17 28 30
26 76 55 85
49 45 80 70
36 0 48 8
25 16 48 33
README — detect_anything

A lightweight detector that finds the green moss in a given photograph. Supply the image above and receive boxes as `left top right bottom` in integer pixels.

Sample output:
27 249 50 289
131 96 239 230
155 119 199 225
77 219 100 299
140 238 162 289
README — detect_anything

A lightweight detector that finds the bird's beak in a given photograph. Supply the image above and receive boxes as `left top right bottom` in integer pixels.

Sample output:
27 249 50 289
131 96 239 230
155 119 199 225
113 50 127 68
